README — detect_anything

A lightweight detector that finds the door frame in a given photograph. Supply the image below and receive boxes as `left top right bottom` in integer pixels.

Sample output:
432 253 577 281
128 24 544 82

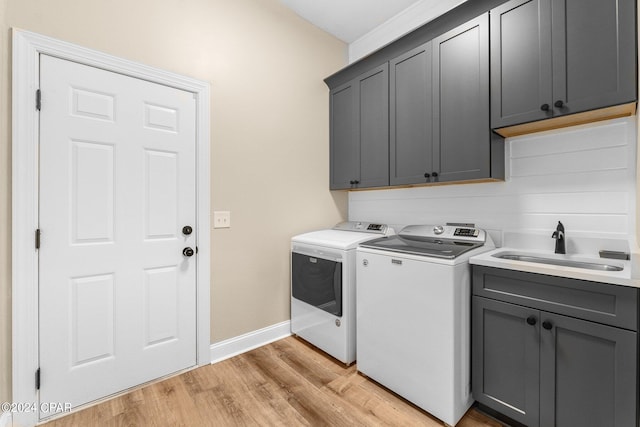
12 29 211 426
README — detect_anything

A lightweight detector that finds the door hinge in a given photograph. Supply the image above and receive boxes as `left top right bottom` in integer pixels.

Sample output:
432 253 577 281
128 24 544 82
36 89 41 111
35 229 41 249
35 368 40 390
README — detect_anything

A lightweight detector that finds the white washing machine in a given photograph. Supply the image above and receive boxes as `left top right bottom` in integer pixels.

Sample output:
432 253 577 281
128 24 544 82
291 221 393 364
356 224 495 426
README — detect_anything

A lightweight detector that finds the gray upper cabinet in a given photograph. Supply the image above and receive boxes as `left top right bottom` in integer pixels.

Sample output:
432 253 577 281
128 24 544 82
490 0 552 128
390 13 494 186
551 0 636 116
491 0 637 132
329 81 358 190
330 64 389 190
433 14 490 183
390 42 433 186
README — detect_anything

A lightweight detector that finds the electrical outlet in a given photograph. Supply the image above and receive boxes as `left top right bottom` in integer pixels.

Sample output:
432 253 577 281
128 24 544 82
213 211 231 229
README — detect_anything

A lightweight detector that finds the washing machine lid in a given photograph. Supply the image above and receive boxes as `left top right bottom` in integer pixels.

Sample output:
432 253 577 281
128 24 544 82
360 235 483 259
292 222 393 250
359 224 487 259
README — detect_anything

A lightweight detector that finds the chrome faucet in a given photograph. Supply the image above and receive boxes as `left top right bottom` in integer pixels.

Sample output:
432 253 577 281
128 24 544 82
551 221 565 254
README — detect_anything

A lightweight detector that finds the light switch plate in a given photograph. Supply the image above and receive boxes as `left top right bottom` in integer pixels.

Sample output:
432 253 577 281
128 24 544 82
213 211 231 229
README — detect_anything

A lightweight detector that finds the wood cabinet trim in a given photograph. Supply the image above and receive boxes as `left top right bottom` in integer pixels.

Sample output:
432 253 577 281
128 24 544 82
494 102 637 137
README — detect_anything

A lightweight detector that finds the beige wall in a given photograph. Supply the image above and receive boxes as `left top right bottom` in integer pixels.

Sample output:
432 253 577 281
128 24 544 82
0 0 348 403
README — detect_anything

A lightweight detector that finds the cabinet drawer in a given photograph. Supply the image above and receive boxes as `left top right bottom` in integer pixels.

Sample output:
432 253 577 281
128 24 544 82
473 266 638 330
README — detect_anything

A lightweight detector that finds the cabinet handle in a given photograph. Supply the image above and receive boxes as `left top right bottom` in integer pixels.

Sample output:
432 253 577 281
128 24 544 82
526 316 537 326
540 103 550 111
424 172 431 179
432 172 438 178
354 180 360 185
542 320 553 330
554 100 565 108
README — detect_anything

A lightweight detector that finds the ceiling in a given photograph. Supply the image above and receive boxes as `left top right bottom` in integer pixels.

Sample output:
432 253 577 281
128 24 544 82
279 0 424 43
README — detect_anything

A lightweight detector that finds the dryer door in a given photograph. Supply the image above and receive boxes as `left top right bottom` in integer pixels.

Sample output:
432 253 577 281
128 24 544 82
292 252 343 317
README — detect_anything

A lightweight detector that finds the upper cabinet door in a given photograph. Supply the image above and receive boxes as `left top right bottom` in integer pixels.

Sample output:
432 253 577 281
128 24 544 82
433 13 491 183
551 0 637 116
389 42 434 186
491 0 637 134
329 81 359 190
490 0 553 129
358 64 390 189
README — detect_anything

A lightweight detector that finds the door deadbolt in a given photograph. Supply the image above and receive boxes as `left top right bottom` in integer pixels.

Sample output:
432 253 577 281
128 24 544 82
183 247 195 257
363 259 368 266
182 225 193 235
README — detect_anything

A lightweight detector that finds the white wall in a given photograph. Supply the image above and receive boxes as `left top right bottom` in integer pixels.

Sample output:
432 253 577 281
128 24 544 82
349 3 637 248
349 0 466 62
349 118 637 247
1 0 348 403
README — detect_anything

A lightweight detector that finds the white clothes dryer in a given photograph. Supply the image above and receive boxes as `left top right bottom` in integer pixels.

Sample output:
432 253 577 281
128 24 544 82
291 221 393 364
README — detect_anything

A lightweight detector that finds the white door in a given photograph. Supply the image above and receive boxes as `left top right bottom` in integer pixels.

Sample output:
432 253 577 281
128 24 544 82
38 54 197 417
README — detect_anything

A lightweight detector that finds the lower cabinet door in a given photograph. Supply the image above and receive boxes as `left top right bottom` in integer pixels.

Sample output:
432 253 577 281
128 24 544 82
472 297 540 427
539 312 638 427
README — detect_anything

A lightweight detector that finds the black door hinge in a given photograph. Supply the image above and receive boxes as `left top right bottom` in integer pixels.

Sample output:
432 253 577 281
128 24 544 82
35 229 41 249
35 368 40 390
36 89 41 111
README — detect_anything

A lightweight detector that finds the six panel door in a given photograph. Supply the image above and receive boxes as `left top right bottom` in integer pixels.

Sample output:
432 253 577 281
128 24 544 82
38 54 197 417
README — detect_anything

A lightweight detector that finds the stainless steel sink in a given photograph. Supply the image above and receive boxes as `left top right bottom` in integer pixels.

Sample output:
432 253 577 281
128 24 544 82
493 253 624 272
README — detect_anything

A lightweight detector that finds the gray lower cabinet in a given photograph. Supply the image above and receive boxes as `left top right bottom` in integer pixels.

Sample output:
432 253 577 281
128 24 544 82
329 64 389 190
472 266 638 427
491 0 636 130
473 297 540 426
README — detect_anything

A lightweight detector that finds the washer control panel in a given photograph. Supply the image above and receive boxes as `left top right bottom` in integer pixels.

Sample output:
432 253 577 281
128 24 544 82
400 224 485 243
453 227 480 238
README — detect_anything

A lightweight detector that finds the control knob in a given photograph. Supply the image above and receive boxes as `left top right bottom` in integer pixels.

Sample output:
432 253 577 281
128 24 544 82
433 225 444 235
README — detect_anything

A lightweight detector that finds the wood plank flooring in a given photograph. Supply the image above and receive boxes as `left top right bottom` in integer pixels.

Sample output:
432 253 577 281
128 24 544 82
42 336 506 426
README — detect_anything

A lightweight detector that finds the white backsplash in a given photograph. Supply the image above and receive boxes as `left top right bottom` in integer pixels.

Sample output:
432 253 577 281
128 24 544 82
349 117 638 253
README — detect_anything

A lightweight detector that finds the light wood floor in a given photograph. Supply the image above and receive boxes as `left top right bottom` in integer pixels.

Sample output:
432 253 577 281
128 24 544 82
43 336 506 426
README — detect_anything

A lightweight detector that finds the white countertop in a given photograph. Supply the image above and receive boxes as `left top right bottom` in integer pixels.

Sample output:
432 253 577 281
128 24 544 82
470 247 640 288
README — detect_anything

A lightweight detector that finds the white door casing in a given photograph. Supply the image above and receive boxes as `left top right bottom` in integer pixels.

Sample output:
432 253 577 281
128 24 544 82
12 30 210 427
38 54 197 416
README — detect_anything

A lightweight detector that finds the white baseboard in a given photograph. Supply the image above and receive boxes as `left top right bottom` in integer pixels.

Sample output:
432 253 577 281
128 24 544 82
210 320 291 364
0 411 12 427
